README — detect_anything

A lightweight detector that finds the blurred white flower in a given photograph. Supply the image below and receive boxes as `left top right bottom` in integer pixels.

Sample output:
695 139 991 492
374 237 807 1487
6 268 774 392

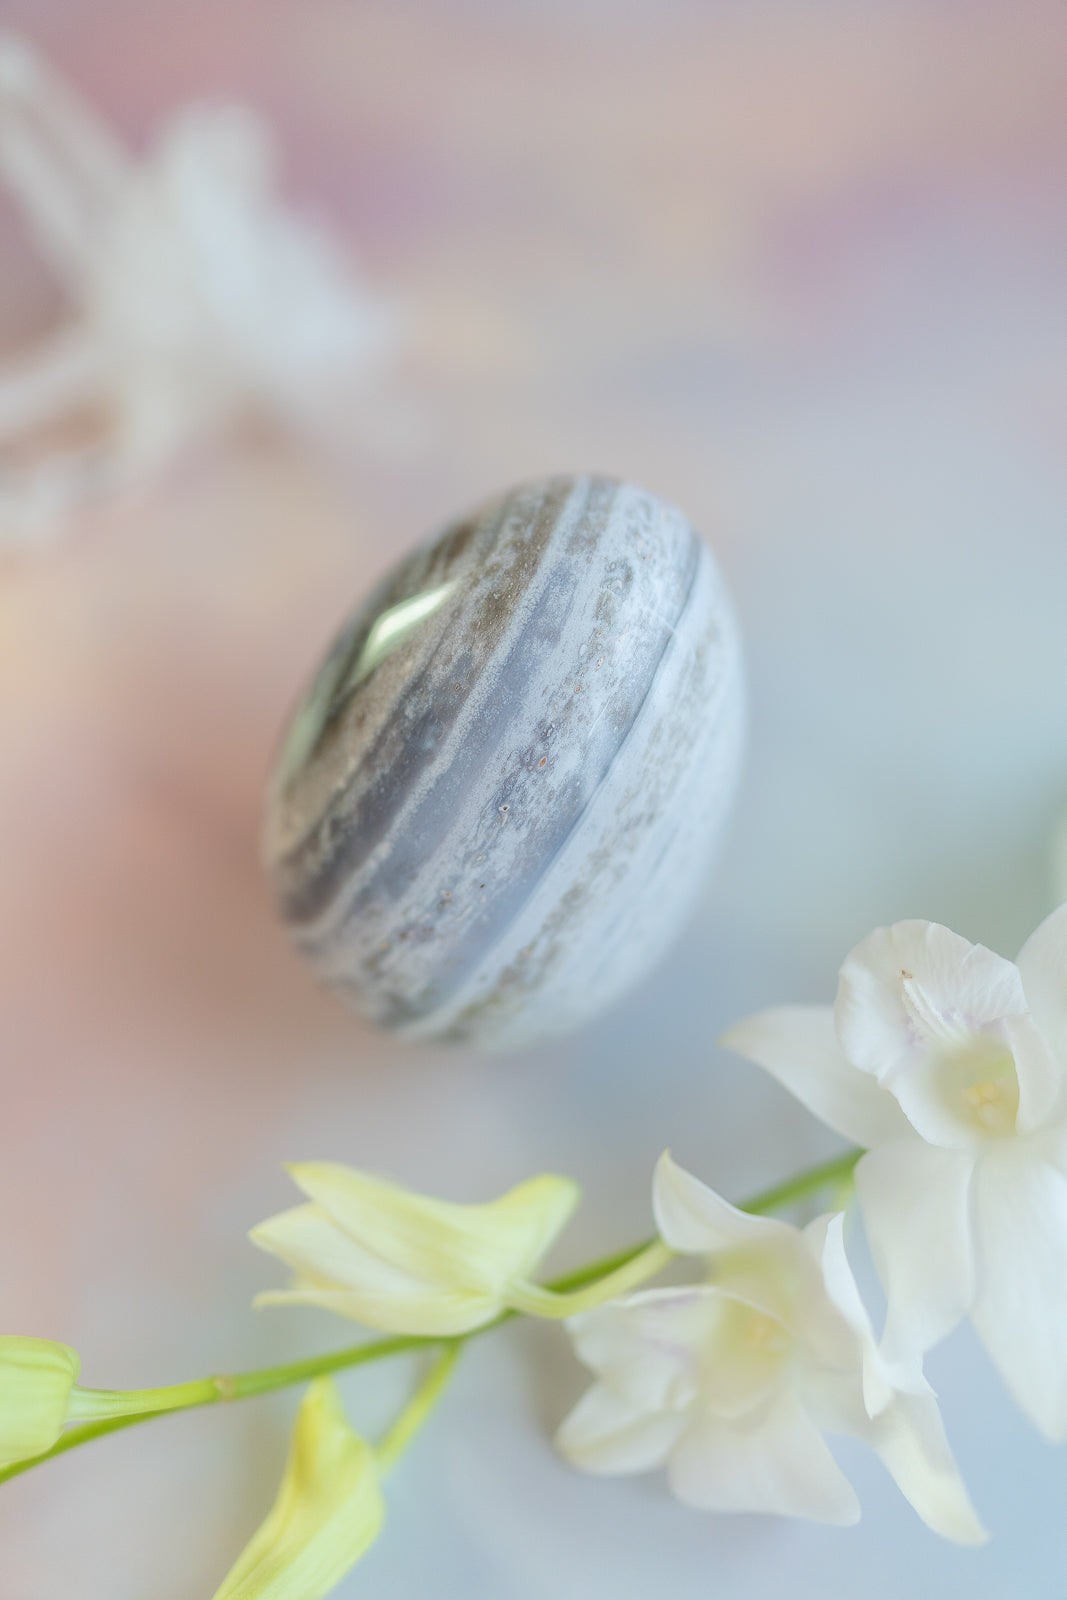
723 907 1067 1439
251 1160 579 1336
557 1154 983 1542
0 30 395 544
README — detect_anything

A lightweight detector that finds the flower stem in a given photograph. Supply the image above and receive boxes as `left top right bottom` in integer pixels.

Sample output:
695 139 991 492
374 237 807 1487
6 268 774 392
0 1145 861 1488
0 1335 429 1488
376 1344 460 1472
741 1147 862 1217
508 1237 676 1319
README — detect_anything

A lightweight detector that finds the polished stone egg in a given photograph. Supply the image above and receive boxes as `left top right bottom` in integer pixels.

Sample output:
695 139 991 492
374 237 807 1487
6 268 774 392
264 475 745 1051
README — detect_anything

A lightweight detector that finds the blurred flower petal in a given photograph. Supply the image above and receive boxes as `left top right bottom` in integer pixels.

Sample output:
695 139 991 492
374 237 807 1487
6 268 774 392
211 1377 383 1600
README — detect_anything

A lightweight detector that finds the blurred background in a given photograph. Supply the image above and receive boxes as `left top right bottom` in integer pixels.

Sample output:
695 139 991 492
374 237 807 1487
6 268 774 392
2 1 1067 1594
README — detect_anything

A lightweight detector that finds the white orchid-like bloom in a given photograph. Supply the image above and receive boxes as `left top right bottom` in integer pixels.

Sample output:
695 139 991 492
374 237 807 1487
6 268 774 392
723 907 1067 1440
557 1155 983 1542
251 1161 579 1336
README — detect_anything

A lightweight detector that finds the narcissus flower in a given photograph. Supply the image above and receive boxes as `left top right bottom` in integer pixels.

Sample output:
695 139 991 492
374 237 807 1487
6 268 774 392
722 908 1067 1439
558 1156 983 1543
211 1376 384 1600
251 1162 579 1336
0 1336 80 1466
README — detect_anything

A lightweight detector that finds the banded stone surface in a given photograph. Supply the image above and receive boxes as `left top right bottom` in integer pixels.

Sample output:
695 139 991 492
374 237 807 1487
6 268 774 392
264 476 745 1051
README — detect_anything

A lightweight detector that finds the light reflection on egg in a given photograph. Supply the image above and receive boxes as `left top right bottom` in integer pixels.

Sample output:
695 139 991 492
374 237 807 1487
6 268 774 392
264 476 745 1051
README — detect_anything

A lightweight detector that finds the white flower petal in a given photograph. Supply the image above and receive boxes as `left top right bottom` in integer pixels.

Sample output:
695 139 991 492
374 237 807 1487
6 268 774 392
810 1349 985 1545
720 1006 908 1146
836 921 1027 1081
667 1388 860 1525
1016 901 1067 1066
1002 1012 1062 1135
865 1390 987 1546
653 1155 810 1326
653 1153 797 1257
971 1149 1067 1439
567 1288 721 1413
854 1142 976 1359
803 1213 900 1416
556 1382 686 1475
807 1214 870 1344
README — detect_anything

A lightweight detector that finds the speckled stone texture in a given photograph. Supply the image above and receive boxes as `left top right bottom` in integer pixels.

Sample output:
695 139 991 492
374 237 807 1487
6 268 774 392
264 476 744 1049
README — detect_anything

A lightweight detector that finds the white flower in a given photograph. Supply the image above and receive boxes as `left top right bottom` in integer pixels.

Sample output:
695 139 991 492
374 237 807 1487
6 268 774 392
722 907 1067 1439
557 1155 983 1542
251 1161 579 1336
0 31 395 543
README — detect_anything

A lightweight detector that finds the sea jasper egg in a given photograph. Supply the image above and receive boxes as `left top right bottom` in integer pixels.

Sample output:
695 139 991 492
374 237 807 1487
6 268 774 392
264 476 745 1051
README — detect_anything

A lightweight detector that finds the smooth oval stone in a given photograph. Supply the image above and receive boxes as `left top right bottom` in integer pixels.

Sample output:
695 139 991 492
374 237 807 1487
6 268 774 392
264 476 745 1051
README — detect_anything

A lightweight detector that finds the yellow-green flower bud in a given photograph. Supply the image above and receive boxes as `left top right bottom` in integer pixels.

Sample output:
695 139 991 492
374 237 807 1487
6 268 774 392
251 1161 580 1337
0 1336 80 1465
211 1376 384 1600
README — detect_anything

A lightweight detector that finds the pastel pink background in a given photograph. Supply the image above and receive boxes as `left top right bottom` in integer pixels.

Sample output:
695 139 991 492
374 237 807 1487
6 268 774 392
2 3 1067 1595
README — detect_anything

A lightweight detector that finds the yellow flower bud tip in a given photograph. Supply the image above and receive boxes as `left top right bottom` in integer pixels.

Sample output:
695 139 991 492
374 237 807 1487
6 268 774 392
251 1162 580 1336
0 1336 80 1466
212 1376 384 1600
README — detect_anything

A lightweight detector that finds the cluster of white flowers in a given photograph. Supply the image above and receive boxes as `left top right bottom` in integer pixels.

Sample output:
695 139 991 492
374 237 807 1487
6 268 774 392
10 906 1066 1595
559 904 1067 1537
244 903 1067 1568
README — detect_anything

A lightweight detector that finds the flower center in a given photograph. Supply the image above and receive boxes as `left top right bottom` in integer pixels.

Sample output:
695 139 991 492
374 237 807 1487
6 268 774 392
742 1310 790 1357
961 1062 1019 1135
696 1295 793 1417
925 1032 1021 1140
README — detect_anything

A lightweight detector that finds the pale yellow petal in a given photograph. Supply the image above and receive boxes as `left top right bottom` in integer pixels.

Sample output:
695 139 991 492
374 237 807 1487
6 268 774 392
282 1163 578 1298
0 1336 80 1466
251 1199 506 1332
211 1377 384 1600
253 1283 500 1337
250 1205 429 1298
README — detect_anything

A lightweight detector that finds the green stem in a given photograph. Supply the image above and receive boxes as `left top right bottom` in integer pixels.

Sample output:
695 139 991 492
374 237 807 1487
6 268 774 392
376 1344 460 1472
741 1147 862 1217
0 1145 861 1489
0 1335 428 1488
509 1237 676 1319
65 1332 428 1421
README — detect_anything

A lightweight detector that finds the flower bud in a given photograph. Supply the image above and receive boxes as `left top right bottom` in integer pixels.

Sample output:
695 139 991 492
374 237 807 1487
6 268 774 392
211 1376 384 1600
0 1335 80 1465
251 1161 579 1336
